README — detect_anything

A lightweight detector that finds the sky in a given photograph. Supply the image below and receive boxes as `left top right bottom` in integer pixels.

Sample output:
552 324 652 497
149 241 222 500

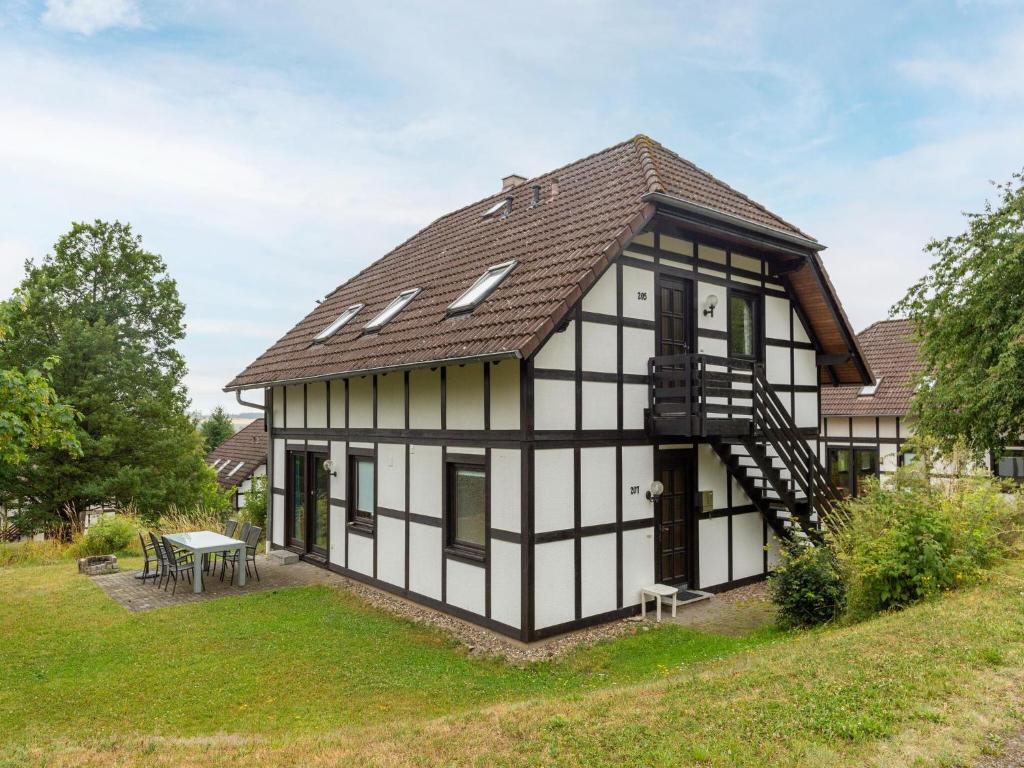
1 0 1022 414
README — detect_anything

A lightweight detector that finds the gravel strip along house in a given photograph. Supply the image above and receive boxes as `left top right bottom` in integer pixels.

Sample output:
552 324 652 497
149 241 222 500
225 135 871 642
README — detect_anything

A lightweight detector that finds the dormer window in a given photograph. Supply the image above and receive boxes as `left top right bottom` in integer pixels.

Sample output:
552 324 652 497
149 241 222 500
312 304 364 343
448 261 517 314
858 377 882 396
364 289 420 332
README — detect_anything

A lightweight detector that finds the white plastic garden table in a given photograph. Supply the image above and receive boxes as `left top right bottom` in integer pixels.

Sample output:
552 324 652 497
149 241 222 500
163 531 246 594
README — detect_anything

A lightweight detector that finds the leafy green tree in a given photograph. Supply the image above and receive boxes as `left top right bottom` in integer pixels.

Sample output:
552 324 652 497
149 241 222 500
0 220 228 531
894 170 1024 458
200 406 235 452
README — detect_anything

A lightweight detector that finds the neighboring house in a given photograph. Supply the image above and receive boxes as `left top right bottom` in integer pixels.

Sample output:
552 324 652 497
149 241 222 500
206 419 268 510
820 318 1023 494
225 135 870 642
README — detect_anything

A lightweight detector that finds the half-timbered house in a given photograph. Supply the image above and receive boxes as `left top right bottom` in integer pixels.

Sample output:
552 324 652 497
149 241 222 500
820 318 1024 492
225 136 871 641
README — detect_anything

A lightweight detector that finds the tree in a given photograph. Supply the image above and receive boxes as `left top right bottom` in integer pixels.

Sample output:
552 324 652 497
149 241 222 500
200 406 235 452
0 220 227 531
0 348 80 469
894 170 1024 458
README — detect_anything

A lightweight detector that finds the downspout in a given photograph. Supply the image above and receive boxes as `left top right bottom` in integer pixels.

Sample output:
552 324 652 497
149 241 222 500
234 389 270 553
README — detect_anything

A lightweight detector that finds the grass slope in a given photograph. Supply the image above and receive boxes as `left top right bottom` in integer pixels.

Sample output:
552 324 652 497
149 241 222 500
4 561 1024 766
0 560 772 766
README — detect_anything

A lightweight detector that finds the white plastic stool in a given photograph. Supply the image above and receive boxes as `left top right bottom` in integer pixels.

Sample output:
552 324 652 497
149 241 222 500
640 584 679 621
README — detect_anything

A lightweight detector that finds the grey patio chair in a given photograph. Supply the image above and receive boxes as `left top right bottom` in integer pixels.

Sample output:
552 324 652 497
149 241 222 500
159 535 196 595
148 531 168 585
138 531 160 584
208 519 240 572
220 524 261 583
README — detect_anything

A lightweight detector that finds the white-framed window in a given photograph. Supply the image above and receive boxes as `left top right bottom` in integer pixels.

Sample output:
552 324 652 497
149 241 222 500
448 261 517 314
858 377 883 396
313 303 364 342
364 289 420 332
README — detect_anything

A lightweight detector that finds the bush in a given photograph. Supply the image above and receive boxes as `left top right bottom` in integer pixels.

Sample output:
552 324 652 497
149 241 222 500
768 538 846 628
834 467 1023 620
76 515 137 557
238 475 267 532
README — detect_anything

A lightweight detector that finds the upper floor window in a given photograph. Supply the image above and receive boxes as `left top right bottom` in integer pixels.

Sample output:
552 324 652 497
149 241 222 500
313 303 364 342
448 261 517 314
728 292 759 359
364 289 420 332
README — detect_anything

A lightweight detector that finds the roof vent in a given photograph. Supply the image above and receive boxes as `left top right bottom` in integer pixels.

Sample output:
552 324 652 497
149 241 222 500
530 184 541 207
502 174 526 191
499 195 513 219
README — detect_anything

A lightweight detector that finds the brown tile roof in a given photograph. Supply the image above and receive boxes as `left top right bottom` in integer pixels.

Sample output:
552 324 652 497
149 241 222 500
206 418 266 490
821 319 923 416
226 135 860 390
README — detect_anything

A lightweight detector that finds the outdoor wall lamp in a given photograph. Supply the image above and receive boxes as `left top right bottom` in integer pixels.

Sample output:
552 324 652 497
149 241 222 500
323 459 338 477
703 294 719 318
646 480 665 501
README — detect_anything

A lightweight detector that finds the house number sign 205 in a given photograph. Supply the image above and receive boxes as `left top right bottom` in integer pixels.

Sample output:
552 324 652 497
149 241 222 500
636 291 648 301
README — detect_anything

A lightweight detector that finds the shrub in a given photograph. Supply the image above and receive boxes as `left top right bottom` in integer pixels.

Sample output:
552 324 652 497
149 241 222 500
76 515 137 557
834 467 1023 620
238 475 267 531
768 538 846 628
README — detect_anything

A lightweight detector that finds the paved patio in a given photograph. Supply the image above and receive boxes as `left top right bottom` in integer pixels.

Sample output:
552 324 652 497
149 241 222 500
90 555 338 611
661 581 776 636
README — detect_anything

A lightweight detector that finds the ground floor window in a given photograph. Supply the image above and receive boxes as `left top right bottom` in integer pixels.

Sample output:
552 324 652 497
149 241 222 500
446 457 486 557
348 451 376 529
828 447 878 497
994 449 1024 483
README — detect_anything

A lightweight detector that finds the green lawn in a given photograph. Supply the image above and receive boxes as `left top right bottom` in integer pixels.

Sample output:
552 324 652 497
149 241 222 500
3 559 1024 767
0 559 774 764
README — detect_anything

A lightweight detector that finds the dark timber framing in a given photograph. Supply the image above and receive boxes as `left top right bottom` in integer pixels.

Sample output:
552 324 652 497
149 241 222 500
266 216 827 642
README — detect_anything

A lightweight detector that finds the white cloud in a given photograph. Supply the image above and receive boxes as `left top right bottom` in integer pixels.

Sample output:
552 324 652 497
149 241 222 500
41 0 142 34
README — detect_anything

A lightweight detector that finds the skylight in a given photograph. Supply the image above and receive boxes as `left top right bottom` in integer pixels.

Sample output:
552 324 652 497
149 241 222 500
448 261 517 313
482 198 509 218
226 460 245 477
858 377 882 396
313 303 364 342
364 289 420 332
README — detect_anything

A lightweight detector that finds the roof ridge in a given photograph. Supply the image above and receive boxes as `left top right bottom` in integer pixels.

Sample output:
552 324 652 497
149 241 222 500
630 134 666 194
643 137 815 241
319 136 645 306
858 317 912 336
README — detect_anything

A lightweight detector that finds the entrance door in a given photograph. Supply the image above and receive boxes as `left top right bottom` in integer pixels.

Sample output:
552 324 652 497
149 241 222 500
285 449 329 558
656 449 694 586
658 275 691 358
309 454 329 557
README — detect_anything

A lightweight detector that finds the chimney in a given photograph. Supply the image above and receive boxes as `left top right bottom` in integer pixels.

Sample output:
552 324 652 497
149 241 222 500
502 174 527 191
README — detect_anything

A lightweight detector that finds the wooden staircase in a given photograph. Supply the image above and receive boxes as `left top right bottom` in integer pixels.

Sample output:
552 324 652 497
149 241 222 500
647 353 846 541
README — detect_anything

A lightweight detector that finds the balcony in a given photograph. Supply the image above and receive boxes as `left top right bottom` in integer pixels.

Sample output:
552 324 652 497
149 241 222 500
645 353 757 437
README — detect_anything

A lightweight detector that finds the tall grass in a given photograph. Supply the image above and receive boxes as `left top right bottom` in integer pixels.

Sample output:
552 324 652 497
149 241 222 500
0 503 230 566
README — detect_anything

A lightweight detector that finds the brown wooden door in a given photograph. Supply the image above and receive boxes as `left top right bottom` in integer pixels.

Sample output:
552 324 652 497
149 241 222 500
658 276 691 357
656 449 693 585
